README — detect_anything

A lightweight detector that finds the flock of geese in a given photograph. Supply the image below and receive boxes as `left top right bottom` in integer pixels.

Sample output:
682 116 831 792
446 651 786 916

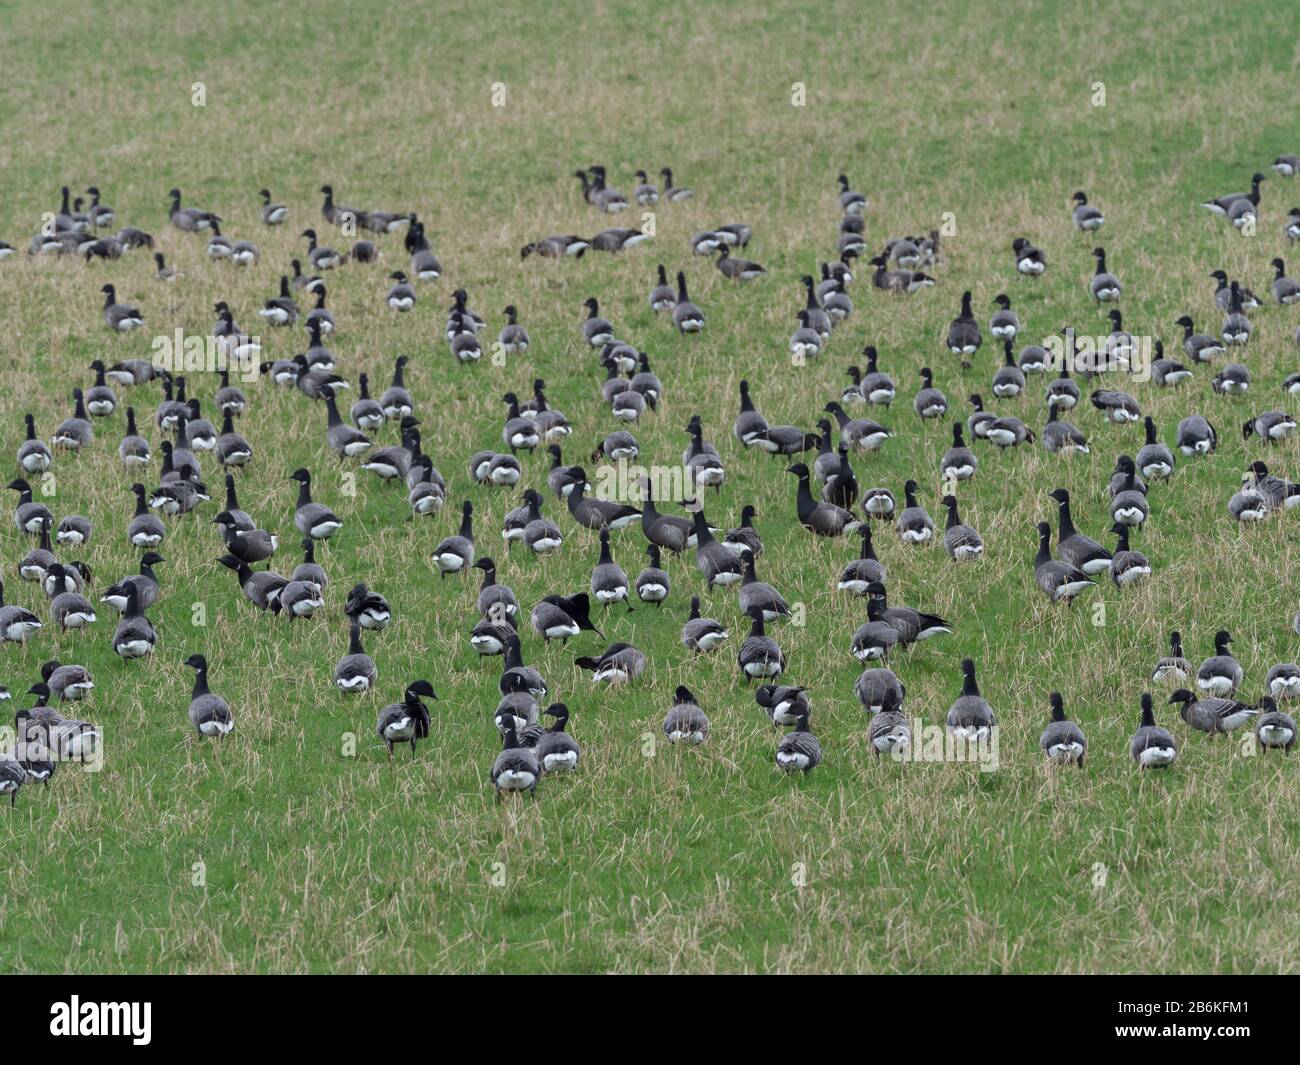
2 155 1300 808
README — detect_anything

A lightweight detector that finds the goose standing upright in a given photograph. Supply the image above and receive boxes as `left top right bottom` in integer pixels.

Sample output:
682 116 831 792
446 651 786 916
377 681 435 763
184 654 234 736
1039 692 1086 766
946 659 995 741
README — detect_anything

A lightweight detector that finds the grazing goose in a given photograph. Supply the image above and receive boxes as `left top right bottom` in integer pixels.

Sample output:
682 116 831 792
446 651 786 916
648 264 676 311
168 188 219 232
565 473 641 531
1034 522 1094 604
1277 156 1300 177
302 229 342 270
289 468 342 541
55 514 91 546
1136 417 1175 479
756 685 810 728
1012 237 1047 275
1200 172 1265 217
1175 414 1217 456
18 520 55 583
575 642 647 684
789 311 823 360
1243 412 1298 444
1266 664 1300 701
1169 689 1257 737
100 284 143 332
183 654 234 737
1147 340 1192 388
590 227 647 252
672 272 705 333
580 297 615 347
869 707 912 757
822 442 859 508
345 583 391 631
861 486 896 522
292 539 327 594
1255 697 1296 754
334 622 378 694
533 704 581 772
546 446 586 499
1196 630 1243 696
946 659 995 741
1084 251 1123 309
204 221 233 260
1175 315 1224 363
786 463 859 536
1091 389 1140 423
1152 632 1192 682
1048 488 1112 574
991 341 1026 398
1042 407 1090 455
856 666 906 715
940 495 983 561
1221 282 1251 346
738 552 789 621
1271 259 1300 304
1211 363 1250 396
100 552 165 613
663 686 709 744
1039 693 1087 766
1108 523 1151 587
0 752 27 807
838 525 887 594
586 166 629 213
895 480 935 544
590 530 632 610
432 501 474 577
988 294 1019 339
775 711 822 773
1244 461 1300 510
521 234 588 260
966 394 997 440
866 583 950 646
681 596 728 652
1228 484 1269 522
377 681 435 763
111 585 156 659
798 275 833 337
636 545 670 606
851 591 901 662
1286 207 1300 243
0 578 41 643
48 574 95 631
1071 191 1104 230
751 422 820 457
913 368 947 419
946 291 983 366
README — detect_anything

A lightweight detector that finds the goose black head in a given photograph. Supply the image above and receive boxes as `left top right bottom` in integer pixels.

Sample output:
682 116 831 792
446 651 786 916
1258 696 1277 714
1049 692 1065 721
1167 689 1194 706
184 653 208 671
473 557 495 573
1072 192 1087 204
405 680 437 702
1047 487 1070 504
289 467 310 483
544 703 569 725
141 552 166 567
785 463 810 478
1214 629 1232 650
27 682 51 702
673 685 697 705
39 660 61 681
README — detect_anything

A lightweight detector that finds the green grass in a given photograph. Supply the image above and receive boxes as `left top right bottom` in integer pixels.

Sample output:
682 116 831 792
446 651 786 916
1 0 1299 972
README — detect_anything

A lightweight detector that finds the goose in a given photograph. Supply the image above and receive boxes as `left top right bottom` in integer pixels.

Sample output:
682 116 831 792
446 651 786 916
302 286 336 337
182 400 216 452
658 167 692 203
966 394 997 439
684 418 726 491
1266 664 1300 701
43 559 89 598
1042 407 1090 455
1091 389 1140 424
692 506 744 587
824 401 891 450
660 686 711 747
182 654 234 737
682 596 728 652
83 361 117 417
214 411 252 469
1277 156 1300 177
217 554 286 611
471 617 515 657
126 484 165 547
1228 486 1269 522
738 551 789 621
1176 315 1224 363
1196 630 1243 696
636 545 670 606
81 185 114 228
1169 689 1257 736
838 224 868 257
1109 458 1148 525
988 294 1019 339
579 297 616 348
1012 237 1047 275
1150 341 1192 388
99 552 165 613
738 608 785 681
0 578 41 643
406 223 444 277
715 243 767 280
533 704 581 772
947 659 995 741
600 342 639 377
111 585 156 659
886 236 921 269
590 530 632 610
18 520 56 582
1200 172 1265 216
1228 196 1257 230
1271 259 1300 304
256 187 287 225
633 170 659 205
212 369 247 417
715 223 753 247
1255 697 1296 754
321 393 370 460
292 539 328 594
775 711 822 773
204 221 233 260
565 473 641 531
895 480 935 544
610 386 652 424
837 174 867 215
520 234 588 260
1175 414 1217 455
376 681 435 763
590 227 647 251
945 291 982 366
672 272 705 333
385 271 416 311
1088 247 1122 304
405 456 446 517
799 275 833 337
148 470 207 516
41 660 94 703
869 708 912 757
756 685 810 729
213 512 277 564
733 379 770 446
786 463 859 535
495 687 541 750
722 504 762 556
100 284 143 331
856 665 906 715
168 188 219 232
519 490 563 555
789 311 823 360
547 446 586 499
359 207 412 234
1071 191 1104 230
349 374 385 431
1244 461 1300 510
913 368 947 419
288 468 342 541
302 228 342 271
1152 632 1192 682
1033 522 1094 603
1221 282 1251 346
20 692 100 762
1101 309 1136 368
0 240 14 260
940 495 983 561
587 166 629 213
48 577 96 631
279 575 325 621
1038 692 1087 767
498 306 530 354
866 582 951 645
859 347 898 406
852 590 901 662
432 501 474 577
1243 412 1298 447
1211 363 1250 396
991 341 1026 398
345 583 391 630
648 264 676 311
498 393 540 453
1286 207 1300 243
1048 488 1112 574
576 642 647 684
17 414 53 474
1108 523 1151 586
1016 343 1049 375
7 478 52 535
822 281 853 320
822 443 858 508
491 716 541 795
838 525 887 594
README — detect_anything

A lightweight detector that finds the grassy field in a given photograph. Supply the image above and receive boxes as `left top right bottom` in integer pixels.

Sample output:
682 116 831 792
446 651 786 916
1 0 1299 973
